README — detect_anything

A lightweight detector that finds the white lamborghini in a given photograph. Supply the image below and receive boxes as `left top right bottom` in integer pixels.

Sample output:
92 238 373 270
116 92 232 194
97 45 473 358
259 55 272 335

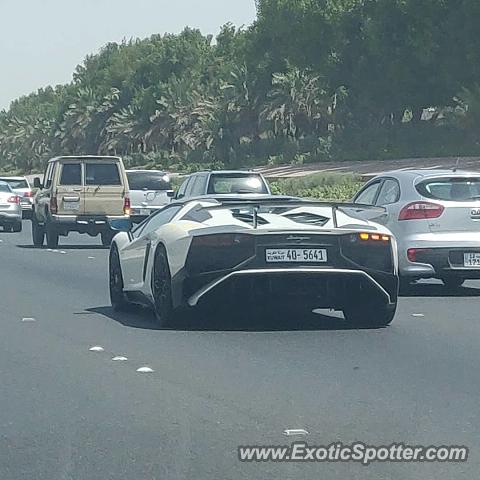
108 196 399 327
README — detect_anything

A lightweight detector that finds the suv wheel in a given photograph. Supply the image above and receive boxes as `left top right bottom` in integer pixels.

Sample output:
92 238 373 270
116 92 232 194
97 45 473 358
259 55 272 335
32 216 45 246
343 302 396 328
101 230 115 247
12 221 22 233
442 276 465 290
46 221 59 248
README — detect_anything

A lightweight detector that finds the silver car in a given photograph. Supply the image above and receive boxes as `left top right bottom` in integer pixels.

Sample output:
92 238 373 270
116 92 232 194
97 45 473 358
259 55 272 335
126 170 175 222
0 176 34 218
352 169 480 288
0 180 22 232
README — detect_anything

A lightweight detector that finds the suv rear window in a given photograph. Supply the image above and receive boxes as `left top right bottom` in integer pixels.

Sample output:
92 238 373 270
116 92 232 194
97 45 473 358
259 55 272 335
207 174 268 194
127 172 171 191
416 177 480 201
0 178 28 189
85 163 121 186
60 163 82 185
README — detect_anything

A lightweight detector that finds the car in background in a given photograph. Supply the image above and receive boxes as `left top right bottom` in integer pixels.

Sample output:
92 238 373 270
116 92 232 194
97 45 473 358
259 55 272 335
31 156 130 248
0 176 34 218
126 170 175 222
175 171 271 201
0 180 22 232
352 169 480 289
108 196 398 328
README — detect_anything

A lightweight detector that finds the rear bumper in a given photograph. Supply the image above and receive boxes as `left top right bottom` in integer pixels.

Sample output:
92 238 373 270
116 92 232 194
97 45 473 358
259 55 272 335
0 210 22 223
49 214 130 234
400 247 480 279
183 267 397 310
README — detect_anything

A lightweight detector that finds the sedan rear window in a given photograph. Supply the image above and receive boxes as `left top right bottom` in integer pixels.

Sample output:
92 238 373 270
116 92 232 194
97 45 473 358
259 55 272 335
0 178 28 189
0 183 12 192
127 172 171 191
207 174 268 194
85 163 121 186
416 177 480 201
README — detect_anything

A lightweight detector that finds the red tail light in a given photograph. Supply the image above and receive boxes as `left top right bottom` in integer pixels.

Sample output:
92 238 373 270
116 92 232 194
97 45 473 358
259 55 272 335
407 248 431 263
398 202 444 221
24 191 34 198
7 195 20 204
123 196 131 216
50 196 58 214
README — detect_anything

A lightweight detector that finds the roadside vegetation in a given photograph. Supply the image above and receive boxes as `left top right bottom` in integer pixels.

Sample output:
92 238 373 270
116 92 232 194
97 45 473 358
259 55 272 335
2 1 480 174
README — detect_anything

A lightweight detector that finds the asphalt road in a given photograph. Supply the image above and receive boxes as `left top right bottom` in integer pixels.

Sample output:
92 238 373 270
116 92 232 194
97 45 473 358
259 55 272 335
0 222 478 479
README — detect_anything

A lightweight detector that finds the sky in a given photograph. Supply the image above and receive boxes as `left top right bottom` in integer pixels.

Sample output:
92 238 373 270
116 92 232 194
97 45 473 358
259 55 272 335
0 0 257 110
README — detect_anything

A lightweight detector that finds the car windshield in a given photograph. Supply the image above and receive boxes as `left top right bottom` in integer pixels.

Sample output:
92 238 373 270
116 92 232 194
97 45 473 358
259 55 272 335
207 174 268 194
127 171 171 191
0 178 28 189
416 177 480 201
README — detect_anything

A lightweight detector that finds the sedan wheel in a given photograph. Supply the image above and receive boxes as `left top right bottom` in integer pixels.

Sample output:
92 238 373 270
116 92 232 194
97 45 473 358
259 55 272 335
152 248 175 328
442 276 465 290
109 246 129 311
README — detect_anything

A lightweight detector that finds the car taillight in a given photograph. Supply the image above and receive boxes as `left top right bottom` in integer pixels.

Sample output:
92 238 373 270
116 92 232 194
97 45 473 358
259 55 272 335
24 191 34 198
407 248 431 263
123 196 131 216
50 196 58 214
186 234 255 274
340 233 394 272
7 195 20 204
398 202 444 221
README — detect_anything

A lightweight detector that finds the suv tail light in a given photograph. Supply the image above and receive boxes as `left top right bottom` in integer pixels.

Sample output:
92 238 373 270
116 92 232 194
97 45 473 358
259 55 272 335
7 195 20 204
398 202 444 221
123 196 131 216
50 196 58 214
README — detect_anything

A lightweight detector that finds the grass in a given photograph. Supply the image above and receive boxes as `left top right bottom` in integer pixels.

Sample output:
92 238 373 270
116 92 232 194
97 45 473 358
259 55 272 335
269 172 364 201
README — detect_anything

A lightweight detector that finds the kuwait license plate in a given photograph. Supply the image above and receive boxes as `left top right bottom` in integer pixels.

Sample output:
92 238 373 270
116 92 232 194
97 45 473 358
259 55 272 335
464 252 480 267
64 202 79 211
266 248 327 263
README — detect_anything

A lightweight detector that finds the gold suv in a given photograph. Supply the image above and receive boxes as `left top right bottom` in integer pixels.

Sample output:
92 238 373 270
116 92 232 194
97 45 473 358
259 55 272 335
32 156 130 247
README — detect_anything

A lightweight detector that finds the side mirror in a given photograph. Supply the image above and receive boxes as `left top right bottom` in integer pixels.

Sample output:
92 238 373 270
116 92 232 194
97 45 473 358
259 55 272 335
109 218 132 232
33 177 42 189
167 190 175 198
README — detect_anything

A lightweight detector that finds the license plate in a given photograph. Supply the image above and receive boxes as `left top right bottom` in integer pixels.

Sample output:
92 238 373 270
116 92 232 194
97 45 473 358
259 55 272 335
266 248 327 263
464 252 480 267
64 202 79 211
140 209 150 216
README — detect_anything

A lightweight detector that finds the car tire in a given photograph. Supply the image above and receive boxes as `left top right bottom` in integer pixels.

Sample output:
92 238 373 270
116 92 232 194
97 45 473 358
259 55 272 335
109 245 130 311
101 230 115 247
152 246 176 328
45 221 59 248
32 216 45 246
442 276 465 290
343 303 397 328
12 221 22 233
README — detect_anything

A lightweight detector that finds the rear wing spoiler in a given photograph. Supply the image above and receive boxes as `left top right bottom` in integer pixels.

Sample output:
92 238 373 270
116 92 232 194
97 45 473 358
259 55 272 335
200 199 386 229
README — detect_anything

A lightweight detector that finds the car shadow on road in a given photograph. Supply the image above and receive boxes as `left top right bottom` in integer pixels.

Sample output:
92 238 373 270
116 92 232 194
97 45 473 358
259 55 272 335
400 283 480 298
86 306 382 332
17 244 109 250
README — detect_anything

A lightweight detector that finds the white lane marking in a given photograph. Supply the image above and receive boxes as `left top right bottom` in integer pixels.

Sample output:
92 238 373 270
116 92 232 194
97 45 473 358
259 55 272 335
88 256 95 259
89 346 105 352
112 356 128 362
47 248 53 252
136 366 154 373
412 313 425 318
22 317 36 322
283 428 309 437
52 249 59 253
60 251 66 254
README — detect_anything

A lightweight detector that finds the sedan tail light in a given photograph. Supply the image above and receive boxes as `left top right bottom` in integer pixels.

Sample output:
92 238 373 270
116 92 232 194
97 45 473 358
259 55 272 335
7 195 20 204
23 191 34 198
398 202 444 221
